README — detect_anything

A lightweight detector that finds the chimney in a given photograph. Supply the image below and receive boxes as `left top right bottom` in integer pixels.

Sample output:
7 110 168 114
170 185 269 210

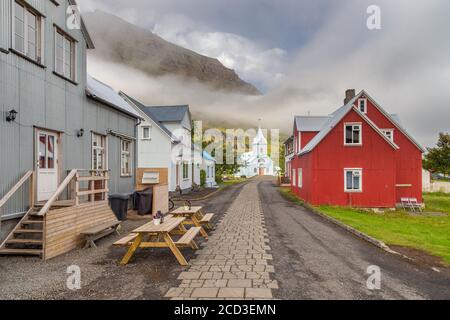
344 89 356 105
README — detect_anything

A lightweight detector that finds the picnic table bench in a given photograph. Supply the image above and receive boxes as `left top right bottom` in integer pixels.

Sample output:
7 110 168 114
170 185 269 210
171 206 215 236
115 216 202 266
81 220 121 249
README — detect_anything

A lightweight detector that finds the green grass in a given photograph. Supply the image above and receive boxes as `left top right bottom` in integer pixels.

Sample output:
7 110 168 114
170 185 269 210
279 189 450 265
220 177 247 188
279 187 304 206
424 192 450 213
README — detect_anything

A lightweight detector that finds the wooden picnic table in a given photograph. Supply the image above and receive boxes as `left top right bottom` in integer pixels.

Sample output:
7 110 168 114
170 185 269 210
170 206 209 238
117 216 201 266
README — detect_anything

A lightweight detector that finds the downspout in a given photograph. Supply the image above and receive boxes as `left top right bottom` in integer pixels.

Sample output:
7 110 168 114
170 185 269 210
134 118 142 188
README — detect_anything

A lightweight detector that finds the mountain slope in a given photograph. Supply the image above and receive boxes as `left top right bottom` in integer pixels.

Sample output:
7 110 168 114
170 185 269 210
82 11 261 95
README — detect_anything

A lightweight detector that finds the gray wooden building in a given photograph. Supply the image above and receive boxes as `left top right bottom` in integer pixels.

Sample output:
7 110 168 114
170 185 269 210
0 0 141 257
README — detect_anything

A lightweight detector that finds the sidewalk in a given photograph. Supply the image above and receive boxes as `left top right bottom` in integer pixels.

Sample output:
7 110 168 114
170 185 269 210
165 180 278 300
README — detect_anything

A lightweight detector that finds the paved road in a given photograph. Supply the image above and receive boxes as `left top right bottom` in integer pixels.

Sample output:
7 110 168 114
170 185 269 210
257 178 450 300
166 180 277 300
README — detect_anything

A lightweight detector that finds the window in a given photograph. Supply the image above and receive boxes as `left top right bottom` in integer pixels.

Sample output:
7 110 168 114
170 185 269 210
182 162 189 180
298 132 302 152
358 99 367 113
92 134 106 170
298 168 303 188
13 1 43 62
142 126 151 140
382 129 394 142
345 169 363 192
345 123 362 145
121 139 132 176
54 27 76 81
292 169 296 187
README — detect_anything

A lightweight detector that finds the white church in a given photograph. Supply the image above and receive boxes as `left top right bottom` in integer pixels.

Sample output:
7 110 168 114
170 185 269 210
236 126 276 177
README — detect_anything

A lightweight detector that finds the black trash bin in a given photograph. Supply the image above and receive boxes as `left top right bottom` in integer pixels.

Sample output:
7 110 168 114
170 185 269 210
134 188 153 216
109 194 130 221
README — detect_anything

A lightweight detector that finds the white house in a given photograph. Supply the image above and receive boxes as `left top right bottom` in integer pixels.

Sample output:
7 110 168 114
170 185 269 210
202 151 217 187
236 126 275 178
120 93 197 193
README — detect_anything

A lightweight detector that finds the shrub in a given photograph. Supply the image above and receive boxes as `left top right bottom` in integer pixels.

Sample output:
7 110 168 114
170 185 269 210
200 170 207 187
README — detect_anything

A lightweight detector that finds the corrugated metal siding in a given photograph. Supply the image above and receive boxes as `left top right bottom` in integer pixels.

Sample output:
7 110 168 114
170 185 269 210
1 0 137 218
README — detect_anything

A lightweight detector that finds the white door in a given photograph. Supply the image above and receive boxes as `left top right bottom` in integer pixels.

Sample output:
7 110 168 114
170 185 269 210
36 130 59 202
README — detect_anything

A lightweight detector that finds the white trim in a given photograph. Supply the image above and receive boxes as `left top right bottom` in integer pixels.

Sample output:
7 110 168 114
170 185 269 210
381 129 394 142
142 125 152 140
359 90 425 152
292 169 296 187
358 98 367 114
120 138 133 177
298 168 303 188
344 122 362 146
344 168 363 193
298 132 302 153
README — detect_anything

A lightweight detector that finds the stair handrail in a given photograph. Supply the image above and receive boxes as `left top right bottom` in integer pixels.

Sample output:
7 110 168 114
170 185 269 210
37 169 78 217
0 171 34 210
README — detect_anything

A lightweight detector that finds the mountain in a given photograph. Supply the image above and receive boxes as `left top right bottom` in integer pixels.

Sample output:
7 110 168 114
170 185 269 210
82 11 261 95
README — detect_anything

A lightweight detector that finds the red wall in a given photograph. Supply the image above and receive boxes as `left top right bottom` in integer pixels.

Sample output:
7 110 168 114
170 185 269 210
301 132 319 149
364 98 423 202
292 110 397 208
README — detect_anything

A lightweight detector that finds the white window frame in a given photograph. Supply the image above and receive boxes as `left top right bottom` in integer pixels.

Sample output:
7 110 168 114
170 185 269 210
344 169 363 193
12 0 44 63
344 123 362 146
358 98 367 114
298 168 303 189
54 26 77 82
120 139 132 177
292 169 296 187
298 132 302 153
182 162 189 180
381 129 394 142
91 133 107 171
142 126 151 140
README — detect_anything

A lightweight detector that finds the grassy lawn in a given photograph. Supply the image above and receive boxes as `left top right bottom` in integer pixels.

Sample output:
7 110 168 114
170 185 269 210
424 192 450 213
220 177 247 188
279 188 450 265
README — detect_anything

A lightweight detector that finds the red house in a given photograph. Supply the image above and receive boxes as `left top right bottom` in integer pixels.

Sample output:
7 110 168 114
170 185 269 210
288 90 425 208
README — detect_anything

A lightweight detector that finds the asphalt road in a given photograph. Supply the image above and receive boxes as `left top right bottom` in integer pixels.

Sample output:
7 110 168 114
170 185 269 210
258 179 450 300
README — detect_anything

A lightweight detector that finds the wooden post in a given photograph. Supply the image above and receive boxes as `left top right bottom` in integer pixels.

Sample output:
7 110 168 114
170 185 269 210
75 171 80 206
104 171 109 201
90 171 95 203
29 171 35 208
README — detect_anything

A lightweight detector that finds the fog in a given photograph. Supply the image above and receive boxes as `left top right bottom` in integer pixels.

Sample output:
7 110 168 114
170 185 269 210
81 0 450 147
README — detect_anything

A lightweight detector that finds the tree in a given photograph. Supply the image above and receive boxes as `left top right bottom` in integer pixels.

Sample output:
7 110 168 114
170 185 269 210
423 133 450 176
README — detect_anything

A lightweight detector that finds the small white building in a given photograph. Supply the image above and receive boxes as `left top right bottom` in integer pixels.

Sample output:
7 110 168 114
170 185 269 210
202 151 217 187
237 127 275 178
121 93 197 193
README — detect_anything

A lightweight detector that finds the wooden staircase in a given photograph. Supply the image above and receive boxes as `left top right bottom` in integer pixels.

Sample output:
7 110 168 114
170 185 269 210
0 208 44 257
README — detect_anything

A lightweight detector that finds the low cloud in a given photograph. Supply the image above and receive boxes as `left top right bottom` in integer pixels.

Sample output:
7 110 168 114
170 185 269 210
81 0 450 148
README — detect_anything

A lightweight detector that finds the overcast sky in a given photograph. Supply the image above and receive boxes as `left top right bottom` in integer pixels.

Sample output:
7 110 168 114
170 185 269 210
78 0 449 147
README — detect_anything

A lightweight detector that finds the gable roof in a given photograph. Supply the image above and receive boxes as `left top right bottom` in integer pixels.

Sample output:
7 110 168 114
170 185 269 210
295 116 330 132
300 95 399 155
119 92 179 142
69 0 95 49
203 151 216 162
86 75 142 119
146 106 190 123
359 90 425 152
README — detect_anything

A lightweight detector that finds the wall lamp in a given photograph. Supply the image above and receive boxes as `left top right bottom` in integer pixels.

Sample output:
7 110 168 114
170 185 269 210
6 109 18 122
77 128 85 138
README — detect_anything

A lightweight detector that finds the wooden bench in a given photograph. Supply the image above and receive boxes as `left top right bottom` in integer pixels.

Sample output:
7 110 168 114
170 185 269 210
175 227 202 250
200 213 215 230
81 221 121 249
114 233 138 247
